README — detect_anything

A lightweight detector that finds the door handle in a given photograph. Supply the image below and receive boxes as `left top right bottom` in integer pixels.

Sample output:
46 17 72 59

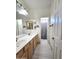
52 37 55 40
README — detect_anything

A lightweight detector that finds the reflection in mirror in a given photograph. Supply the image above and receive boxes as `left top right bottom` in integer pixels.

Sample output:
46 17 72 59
26 21 33 29
16 19 23 35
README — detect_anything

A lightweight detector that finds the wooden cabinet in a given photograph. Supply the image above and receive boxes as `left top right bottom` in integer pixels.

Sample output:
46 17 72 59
16 48 24 59
16 34 40 59
16 44 29 59
34 34 40 49
24 43 29 59
36 35 40 44
28 39 34 59
29 42 32 59
31 39 34 54
34 37 36 49
21 53 26 59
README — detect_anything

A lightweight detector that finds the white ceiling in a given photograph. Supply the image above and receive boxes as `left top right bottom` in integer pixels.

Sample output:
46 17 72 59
23 0 51 9
18 0 51 19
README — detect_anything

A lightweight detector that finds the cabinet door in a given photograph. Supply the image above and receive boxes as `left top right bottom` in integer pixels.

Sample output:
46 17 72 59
36 34 40 45
30 40 33 55
32 38 34 54
24 44 29 59
16 48 24 59
34 39 36 49
29 41 33 59
37 35 40 44
21 53 27 59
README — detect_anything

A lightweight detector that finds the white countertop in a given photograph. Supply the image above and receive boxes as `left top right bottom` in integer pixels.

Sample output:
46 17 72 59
16 30 39 53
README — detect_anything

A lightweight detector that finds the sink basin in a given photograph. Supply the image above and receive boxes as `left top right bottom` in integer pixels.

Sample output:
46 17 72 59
16 34 30 48
16 34 26 39
16 40 25 47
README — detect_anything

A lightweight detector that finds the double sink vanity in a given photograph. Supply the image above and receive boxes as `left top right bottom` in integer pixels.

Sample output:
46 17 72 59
16 31 40 59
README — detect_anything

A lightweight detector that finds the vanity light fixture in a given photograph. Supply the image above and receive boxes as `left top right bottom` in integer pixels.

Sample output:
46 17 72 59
16 0 28 16
18 9 28 16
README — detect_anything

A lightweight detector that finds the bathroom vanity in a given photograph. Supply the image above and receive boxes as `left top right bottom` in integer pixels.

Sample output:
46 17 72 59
16 31 40 59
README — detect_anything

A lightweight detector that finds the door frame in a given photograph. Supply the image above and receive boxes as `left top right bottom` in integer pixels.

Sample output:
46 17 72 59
40 17 49 39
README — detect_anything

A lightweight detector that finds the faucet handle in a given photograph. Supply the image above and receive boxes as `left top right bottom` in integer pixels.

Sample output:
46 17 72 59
16 38 18 42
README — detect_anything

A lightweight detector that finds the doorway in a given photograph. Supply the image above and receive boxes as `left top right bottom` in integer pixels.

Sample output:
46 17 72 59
40 17 48 39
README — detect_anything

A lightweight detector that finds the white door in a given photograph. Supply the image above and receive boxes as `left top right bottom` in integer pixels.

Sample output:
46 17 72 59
49 15 62 59
54 15 62 59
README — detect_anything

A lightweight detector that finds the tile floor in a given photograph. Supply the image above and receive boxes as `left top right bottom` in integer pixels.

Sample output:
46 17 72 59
32 39 53 59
